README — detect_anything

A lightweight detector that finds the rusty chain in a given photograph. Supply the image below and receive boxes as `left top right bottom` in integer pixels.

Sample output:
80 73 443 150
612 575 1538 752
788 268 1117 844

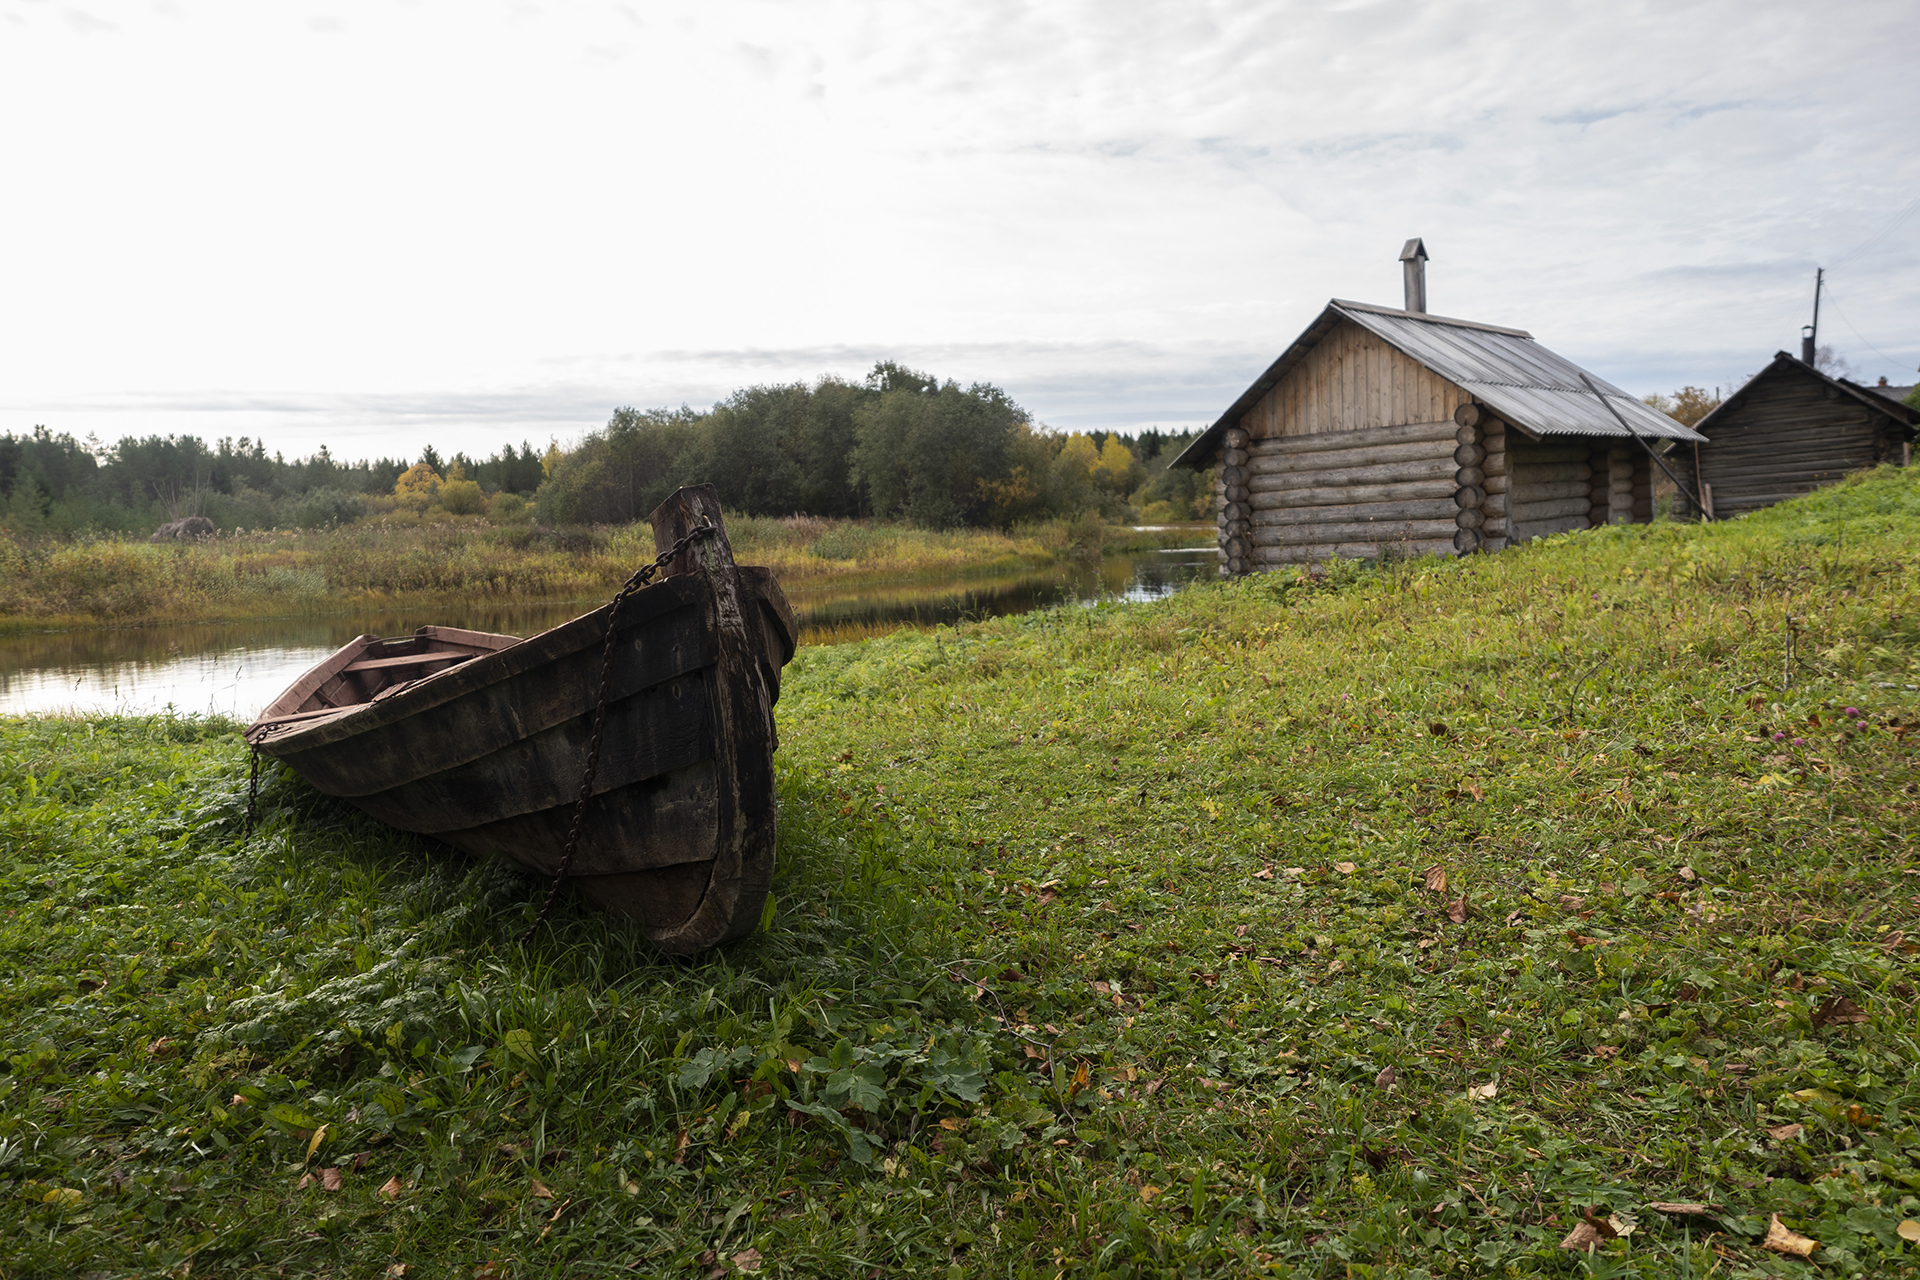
519 519 716 942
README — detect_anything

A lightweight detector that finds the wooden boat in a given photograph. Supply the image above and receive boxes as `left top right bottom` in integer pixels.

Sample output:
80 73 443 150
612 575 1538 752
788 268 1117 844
245 486 796 954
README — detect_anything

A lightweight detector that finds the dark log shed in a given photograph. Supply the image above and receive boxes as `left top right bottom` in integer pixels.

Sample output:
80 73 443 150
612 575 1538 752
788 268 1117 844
1173 245 1705 575
1676 352 1918 520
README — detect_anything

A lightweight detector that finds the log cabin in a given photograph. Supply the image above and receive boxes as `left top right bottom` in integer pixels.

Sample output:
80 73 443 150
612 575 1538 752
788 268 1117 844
1674 352 1917 520
1172 241 1706 575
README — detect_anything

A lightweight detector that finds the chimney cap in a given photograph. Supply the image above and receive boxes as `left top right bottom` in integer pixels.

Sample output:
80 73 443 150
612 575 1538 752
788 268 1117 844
1399 237 1428 263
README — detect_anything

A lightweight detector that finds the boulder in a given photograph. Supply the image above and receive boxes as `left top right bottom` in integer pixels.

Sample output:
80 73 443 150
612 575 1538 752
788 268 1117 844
148 516 215 543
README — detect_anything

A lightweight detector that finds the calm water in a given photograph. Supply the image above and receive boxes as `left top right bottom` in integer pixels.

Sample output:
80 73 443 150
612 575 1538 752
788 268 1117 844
0 547 1216 719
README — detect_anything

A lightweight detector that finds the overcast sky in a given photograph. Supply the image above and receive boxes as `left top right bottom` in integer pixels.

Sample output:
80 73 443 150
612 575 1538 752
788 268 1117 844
3 0 1915 464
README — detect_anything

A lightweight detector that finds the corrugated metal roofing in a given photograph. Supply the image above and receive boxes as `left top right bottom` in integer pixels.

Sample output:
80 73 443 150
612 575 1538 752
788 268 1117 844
1173 299 1704 468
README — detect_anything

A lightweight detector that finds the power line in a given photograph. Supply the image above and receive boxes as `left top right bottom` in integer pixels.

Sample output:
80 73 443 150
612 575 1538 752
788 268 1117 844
1830 195 1920 272
1823 284 1912 374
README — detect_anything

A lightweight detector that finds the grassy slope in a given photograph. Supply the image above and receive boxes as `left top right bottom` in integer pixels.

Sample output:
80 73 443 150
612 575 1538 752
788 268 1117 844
3 469 1919 1277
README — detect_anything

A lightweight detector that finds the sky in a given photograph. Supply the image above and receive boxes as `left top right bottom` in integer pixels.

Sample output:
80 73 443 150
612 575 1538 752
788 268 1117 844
2 0 1916 465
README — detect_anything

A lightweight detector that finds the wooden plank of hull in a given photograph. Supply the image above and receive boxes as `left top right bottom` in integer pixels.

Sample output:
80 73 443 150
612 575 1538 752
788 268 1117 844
438 760 718 876
271 602 716 800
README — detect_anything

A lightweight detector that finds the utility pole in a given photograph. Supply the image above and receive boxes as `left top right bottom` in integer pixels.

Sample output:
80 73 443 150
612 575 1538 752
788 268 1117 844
1800 267 1824 364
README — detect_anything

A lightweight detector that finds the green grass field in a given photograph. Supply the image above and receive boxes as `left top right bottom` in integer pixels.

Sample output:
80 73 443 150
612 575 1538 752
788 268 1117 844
3 468 1919 1277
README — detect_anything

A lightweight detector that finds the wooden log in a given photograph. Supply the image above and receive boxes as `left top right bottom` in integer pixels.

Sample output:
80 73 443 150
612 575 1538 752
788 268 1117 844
1508 444 1594 466
1247 419 1459 457
1248 456 1457 490
1247 478 1457 507
1454 466 1485 487
1510 495 1592 522
1251 498 1460 526
1224 426 1250 449
1453 442 1485 467
1224 447 1249 467
1479 516 1508 537
1254 539 1457 564
1456 508 1484 529
1248 439 1454 475
1506 461 1591 485
1512 479 1591 503
1253 518 1460 545
1482 474 1509 495
1453 528 1481 553
1454 485 1486 509
1454 403 1483 429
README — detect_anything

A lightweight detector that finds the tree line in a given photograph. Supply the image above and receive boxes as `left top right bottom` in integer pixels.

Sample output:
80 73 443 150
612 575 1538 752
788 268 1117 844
0 362 1208 538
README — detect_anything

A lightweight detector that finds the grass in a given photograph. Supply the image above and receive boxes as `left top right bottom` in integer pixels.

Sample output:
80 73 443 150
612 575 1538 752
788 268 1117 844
0 517 1201 634
3 467 1919 1276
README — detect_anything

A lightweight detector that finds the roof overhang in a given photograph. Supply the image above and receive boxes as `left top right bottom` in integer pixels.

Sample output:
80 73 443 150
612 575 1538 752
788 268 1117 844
1173 299 1705 468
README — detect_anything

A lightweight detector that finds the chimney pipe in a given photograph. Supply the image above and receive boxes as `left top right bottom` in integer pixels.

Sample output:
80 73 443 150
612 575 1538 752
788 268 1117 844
1399 238 1428 314
1801 326 1815 364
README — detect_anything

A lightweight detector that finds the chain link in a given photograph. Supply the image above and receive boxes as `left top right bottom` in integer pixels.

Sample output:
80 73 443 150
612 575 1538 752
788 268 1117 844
519 519 717 942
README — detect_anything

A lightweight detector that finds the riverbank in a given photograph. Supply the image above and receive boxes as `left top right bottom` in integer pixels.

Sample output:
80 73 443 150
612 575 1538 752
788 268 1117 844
4 468 1918 1275
0 515 1208 634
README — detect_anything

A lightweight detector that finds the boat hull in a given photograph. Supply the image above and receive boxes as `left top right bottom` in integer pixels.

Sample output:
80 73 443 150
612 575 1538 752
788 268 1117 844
246 486 793 953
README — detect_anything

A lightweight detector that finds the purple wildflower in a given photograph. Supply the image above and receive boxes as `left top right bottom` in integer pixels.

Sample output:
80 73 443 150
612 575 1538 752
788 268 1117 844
1772 732 1788 742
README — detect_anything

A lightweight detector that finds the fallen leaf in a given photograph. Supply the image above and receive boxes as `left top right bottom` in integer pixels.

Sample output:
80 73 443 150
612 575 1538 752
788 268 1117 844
1467 1079 1498 1102
1374 1065 1396 1090
938 1117 962 1131
320 1167 342 1192
1447 895 1469 924
1677 866 1697 882
1465 782 1484 800
306 1123 330 1164
1422 865 1447 894
1144 1078 1166 1096
1429 722 1449 737
230 1093 249 1108
351 1151 372 1173
1811 995 1868 1028
672 1129 690 1165
1846 1104 1879 1127
1139 1184 1162 1203
1761 1213 1817 1258
42 1187 83 1209
1252 865 1274 880
1559 1221 1609 1251
385 1267 409 1279
1649 1202 1716 1216
731 1248 764 1273
378 1176 403 1200
1334 861 1357 875
1608 1214 1637 1238
296 1173 316 1190
531 1178 554 1199
147 1036 174 1057
1898 1220 1920 1243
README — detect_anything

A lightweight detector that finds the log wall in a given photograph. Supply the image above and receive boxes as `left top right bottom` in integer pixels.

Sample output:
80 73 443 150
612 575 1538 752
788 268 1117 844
1235 419 1463 566
1676 365 1910 519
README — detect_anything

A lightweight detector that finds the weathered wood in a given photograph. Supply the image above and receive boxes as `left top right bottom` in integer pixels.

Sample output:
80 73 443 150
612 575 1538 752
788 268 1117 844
1454 403 1483 429
248 486 795 957
1511 513 1590 540
1507 461 1591 486
1251 497 1460 526
1247 478 1457 507
1249 439 1454 476
1254 538 1456 563
1249 457 1458 490
1510 495 1592 522
1513 478 1591 504
1245 417 1460 454
1253 518 1459 545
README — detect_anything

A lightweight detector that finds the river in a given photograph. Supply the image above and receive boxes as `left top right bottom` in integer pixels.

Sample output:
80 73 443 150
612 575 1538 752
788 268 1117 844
0 543 1216 719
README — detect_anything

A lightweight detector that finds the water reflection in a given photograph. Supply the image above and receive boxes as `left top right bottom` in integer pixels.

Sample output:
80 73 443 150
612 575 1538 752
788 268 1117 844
0 547 1216 719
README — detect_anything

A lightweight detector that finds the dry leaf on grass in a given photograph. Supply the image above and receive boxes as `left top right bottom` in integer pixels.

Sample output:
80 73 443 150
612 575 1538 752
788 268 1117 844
1649 1202 1716 1216
378 1176 403 1200
1447 895 1469 924
1252 865 1274 880
1334 861 1357 875
672 1129 691 1165
1677 866 1697 881
1810 996 1868 1028
1422 865 1447 894
530 1178 554 1199
731 1249 764 1273
1139 1184 1162 1203
1898 1220 1920 1243
1374 1065 1396 1090
295 1173 315 1191
1761 1213 1818 1258
305 1123 329 1163
320 1167 342 1192
384 1267 408 1279
1467 1079 1498 1102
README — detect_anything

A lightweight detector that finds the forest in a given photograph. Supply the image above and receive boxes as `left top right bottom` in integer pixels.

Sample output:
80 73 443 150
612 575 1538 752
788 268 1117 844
0 363 1208 539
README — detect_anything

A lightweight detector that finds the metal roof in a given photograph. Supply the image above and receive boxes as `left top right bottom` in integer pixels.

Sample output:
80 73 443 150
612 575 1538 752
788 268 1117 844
1173 299 1704 468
